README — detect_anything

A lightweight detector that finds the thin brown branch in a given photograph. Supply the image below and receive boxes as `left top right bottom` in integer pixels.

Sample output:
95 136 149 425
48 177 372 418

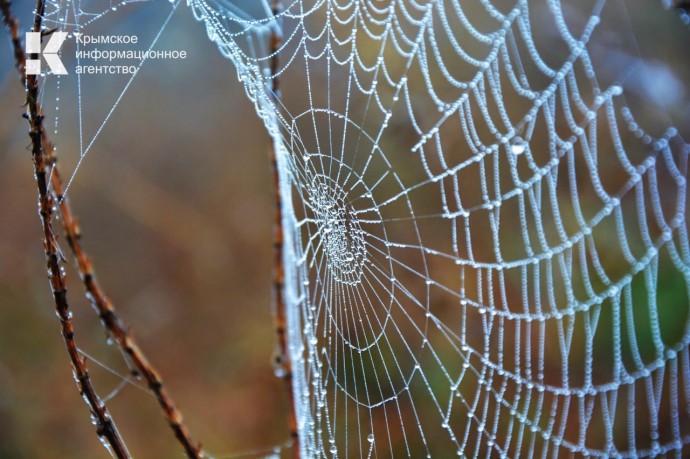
268 2 299 458
1 2 203 457
1 0 130 457
48 143 203 458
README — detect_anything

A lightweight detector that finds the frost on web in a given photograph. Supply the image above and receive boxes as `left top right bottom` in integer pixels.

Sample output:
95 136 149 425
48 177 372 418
187 0 690 457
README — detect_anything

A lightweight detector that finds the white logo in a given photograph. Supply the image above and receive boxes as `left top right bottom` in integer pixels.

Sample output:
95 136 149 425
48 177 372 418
26 32 69 75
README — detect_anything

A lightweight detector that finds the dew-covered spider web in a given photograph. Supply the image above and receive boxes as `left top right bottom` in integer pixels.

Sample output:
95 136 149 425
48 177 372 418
185 0 690 457
38 0 690 457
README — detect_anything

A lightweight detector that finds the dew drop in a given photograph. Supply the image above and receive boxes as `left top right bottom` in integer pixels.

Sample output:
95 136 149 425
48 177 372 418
510 137 526 155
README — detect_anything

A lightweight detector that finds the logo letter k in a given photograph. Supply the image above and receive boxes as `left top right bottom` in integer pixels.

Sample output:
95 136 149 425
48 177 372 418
26 32 69 75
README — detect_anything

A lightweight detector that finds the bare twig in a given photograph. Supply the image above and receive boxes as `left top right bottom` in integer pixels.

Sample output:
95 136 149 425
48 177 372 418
1 2 203 457
268 2 299 458
1 0 130 457
47 137 204 459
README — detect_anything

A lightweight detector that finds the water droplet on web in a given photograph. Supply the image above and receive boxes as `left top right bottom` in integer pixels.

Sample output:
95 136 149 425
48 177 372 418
367 433 375 443
98 436 115 456
510 137 526 155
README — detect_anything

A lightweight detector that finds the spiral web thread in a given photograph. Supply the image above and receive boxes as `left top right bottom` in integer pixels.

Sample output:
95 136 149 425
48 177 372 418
38 0 690 457
185 0 690 457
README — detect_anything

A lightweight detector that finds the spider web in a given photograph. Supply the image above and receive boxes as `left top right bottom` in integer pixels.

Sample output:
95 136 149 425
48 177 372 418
36 0 690 457
187 0 690 457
